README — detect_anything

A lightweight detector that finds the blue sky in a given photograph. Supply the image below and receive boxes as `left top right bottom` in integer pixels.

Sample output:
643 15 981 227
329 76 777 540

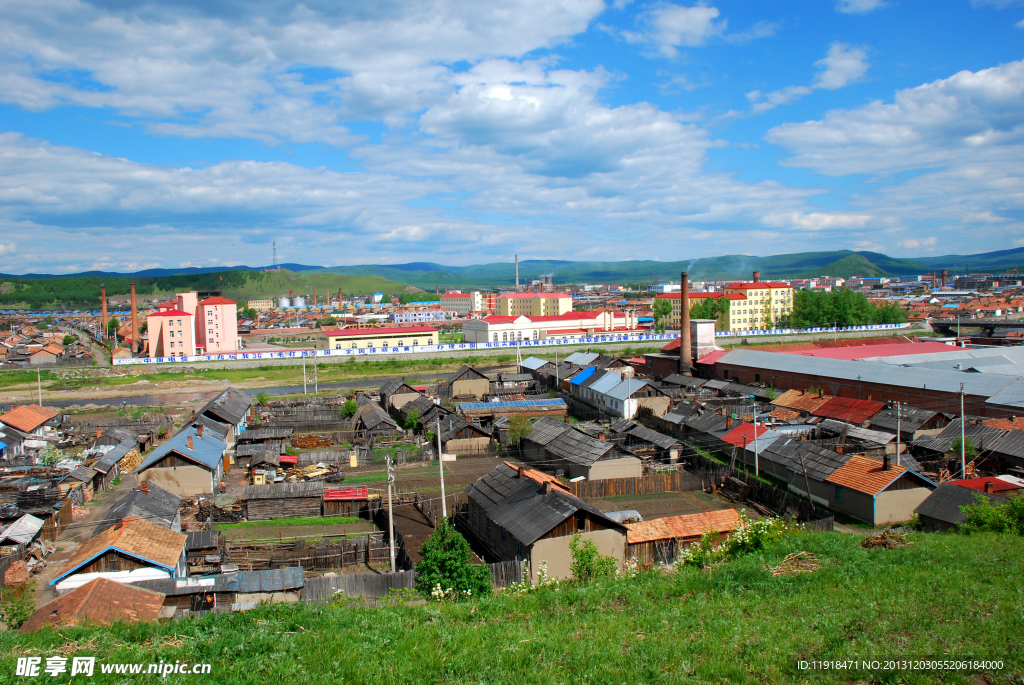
0 0 1022 273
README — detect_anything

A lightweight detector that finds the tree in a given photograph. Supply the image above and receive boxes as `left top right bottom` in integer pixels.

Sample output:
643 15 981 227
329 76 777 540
62 334 78 346
690 295 730 328
415 518 491 599
652 298 673 334
959 494 1024 535
507 415 532 445
340 399 358 418
256 391 271 406
568 533 618 583
320 316 337 327
39 444 63 475
951 437 978 461
403 408 420 431
789 288 908 329
106 317 119 339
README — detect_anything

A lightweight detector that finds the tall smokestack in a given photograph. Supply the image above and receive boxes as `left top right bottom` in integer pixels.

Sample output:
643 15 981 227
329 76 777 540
941 269 948 287
515 254 519 291
753 271 760 283
681 271 692 374
100 283 107 341
313 290 317 308
338 288 343 308
129 282 138 356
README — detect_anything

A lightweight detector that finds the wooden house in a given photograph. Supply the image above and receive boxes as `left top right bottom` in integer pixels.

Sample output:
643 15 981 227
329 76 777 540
625 509 741 566
462 463 627 582
22 578 165 632
135 425 226 497
521 417 642 480
242 481 324 521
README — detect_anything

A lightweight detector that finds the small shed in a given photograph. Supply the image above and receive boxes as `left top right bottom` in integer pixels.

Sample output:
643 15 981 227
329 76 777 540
242 482 324 521
915 482 1006 532
625 509 741 566
22 578 165 632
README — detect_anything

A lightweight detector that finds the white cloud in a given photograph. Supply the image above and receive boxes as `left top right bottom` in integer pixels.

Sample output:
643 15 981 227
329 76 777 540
0 0 605 146
0 242 14 256
618 3 775 57
1017 17 1024 27
765 60 1024 249
898 237 937 249
748 43 869 113
835 0 886 14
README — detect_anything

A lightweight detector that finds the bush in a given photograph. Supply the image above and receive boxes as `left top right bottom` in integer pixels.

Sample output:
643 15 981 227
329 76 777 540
256 391 271 406
415 518 491 600
62 334 78 346
506 415 532 445
340 399 358 418
0 581 36 629
678 512 788 567
569 533 618 583
960 494 1024 535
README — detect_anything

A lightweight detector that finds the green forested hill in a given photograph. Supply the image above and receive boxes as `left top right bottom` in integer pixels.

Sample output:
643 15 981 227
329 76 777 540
0 270 409 309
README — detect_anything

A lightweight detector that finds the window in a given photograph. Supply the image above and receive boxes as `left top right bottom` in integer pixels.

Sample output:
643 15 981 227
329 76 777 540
754 374 761 382
413 339 418 346
351 342 358 349
178 342 183 348
397 341 404 347
177 320 182 326
834 485 844 504
209 329 214 335
502 332 508 341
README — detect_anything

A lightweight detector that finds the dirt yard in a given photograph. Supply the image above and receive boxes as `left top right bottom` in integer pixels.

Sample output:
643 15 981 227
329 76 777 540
587 490 746 520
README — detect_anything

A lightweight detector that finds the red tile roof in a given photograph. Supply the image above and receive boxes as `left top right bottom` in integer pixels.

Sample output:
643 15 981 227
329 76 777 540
198 296 237 306
625 509 740 544
0 405 59 433
696 349 729 365
654 292 745 300
826 455 907 496
811 397 885 424
726 282 792 289
782 341 953 360
321 326 437 337
147 309 192 318
503 461 570 492
22 578 164 632
981 418 1024 432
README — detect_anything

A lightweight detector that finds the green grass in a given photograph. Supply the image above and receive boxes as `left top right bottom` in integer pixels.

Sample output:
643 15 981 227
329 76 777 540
215 516 361 531
343 466 440 484
3 531 1020 683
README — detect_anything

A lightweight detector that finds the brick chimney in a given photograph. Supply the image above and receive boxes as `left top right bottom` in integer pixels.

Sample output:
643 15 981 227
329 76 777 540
187 435 194 450
726 415 733 430
985 481 994 494
96 428 102 439
753 270 760 283
680 271 692 374
129 282 139 356
882 452 889 470
140 481 149 494
197 424 204 437
100 283 107 341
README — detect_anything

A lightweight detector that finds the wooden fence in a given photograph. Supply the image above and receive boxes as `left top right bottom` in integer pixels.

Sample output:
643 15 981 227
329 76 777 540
567 470 703 499
301 571 417 603
414 493 438 528
224 533 394 572
490 559 526 588
41 498 74 542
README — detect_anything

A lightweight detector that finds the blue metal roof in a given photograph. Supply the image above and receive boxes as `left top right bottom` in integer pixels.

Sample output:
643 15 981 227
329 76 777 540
458 398 567 411
570 366 597 385
136 426 225 473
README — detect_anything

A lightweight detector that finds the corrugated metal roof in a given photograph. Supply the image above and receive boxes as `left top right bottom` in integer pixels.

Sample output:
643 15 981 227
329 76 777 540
869 405 940 433
718 348 1017 397
564 352 600 366
915 482 1004 526
606 378 652 402
627 425 680 450
817 419 895 446
913 418 1006 454
520 356 552 371
136 426 225 473
458 398 567 411
569 366 597 386
586 370 623 395
984 379 1024 408
987 430 1024 459
760 439 849 482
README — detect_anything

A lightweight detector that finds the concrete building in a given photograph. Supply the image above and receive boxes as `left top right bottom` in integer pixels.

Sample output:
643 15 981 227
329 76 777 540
655 273 794 332
175 292 199 319
246 299 274 312
318 326 439 350
496 292 573 317
390 309 454 323
441 291 484 316
463 310 641 344
655 292 745 331
146 309 196 358
196 296 240 354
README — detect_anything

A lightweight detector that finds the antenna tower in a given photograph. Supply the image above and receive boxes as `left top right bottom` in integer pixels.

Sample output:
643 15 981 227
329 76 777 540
273 238 279 270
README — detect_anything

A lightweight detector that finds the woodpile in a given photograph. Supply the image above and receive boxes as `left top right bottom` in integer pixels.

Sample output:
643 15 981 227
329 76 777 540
291 435 334 449
861 529 913 549
767 551 820 576
285 463 344 483
197 497 243 523
117 447 144 473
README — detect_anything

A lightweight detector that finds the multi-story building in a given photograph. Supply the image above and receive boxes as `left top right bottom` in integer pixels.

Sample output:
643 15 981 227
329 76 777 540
317 326 439 350
390 309 455 323
197 296 240 354
440 291 479 316
147 309 196 358
463 310 642 344
654 274 793 332
496 292 573 317
246 299 274 312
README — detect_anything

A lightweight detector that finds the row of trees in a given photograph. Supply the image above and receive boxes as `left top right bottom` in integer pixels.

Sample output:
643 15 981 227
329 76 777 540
788 288 907 329
0 270 251 308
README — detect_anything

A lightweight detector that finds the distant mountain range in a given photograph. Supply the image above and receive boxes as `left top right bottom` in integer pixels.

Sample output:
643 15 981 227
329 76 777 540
4 248 1024 291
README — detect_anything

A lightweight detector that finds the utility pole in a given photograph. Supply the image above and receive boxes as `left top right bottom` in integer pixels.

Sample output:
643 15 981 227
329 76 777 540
895 402 902 467
436 416 447 518
960 382 966 477
314 353 318 394
303 358 307 395
37 368 42 406
798 453 813 505
751 394 759 476
386 456 396 573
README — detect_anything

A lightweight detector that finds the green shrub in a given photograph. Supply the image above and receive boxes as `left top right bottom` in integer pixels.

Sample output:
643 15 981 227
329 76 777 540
415 518 491 600
340 399 358 418
0 581 36 629
568 533 618 583
960 494 1024 535
678 512 788 567
256 391 271 406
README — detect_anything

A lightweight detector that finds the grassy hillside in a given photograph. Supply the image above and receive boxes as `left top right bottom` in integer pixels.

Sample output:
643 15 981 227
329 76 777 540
4 531 1019 684
0 270 410 309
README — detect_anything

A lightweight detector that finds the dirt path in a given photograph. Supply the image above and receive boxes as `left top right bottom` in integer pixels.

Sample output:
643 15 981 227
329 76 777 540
390 504 434 564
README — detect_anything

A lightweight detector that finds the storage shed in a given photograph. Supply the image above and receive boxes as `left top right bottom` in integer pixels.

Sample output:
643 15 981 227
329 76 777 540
242 482 324 521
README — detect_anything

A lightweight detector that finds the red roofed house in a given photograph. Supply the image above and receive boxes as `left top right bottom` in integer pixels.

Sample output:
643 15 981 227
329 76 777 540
146 309 195 358
22 577 165 632
197 296 240 354
462 310 642 344
318 326 439 350
625 509 741 566
825 455 935 525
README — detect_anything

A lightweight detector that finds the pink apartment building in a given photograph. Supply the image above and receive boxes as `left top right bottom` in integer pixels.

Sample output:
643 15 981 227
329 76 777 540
196 296 240 353
146 309 196 358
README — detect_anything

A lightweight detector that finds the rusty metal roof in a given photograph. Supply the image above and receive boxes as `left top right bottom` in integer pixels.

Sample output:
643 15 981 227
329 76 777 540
625 509 740 544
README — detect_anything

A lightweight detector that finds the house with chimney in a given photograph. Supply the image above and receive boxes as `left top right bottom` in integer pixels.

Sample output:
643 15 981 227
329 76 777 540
134 424 226 496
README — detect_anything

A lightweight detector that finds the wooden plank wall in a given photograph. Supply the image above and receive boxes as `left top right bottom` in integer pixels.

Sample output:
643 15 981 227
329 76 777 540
568 471 702 499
